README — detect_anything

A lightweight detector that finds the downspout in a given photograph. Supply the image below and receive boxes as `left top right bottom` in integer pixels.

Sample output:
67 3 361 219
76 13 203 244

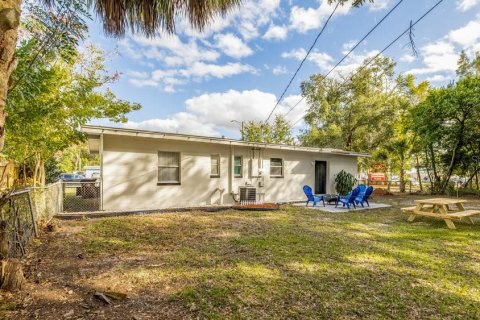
100 132 104 211
229 144 240 202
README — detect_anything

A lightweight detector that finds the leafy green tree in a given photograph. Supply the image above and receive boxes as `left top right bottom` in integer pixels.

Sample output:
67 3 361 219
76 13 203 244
409 76 480 193
6 41 140 186
243 115 294 144
457 50 480 77
299 56 398 152
0 0 243 153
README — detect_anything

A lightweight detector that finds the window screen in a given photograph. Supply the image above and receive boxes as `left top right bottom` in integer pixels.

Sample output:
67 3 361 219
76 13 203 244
158 151 180 184
234 156 243 177
211 154 220 177
270 158 283 177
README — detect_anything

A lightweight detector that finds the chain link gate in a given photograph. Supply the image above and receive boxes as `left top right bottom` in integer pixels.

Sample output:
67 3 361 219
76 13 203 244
62 180 101 212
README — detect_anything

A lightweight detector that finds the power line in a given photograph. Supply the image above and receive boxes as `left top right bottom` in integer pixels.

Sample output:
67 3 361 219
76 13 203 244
284 0 405 118
288 0 445 129
264 2 340 123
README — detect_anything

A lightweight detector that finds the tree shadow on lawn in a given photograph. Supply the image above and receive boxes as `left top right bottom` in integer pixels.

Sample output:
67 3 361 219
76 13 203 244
4 207 480 319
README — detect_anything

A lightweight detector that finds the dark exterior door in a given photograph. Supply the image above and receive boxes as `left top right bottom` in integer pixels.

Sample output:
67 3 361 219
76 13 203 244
315 161 327 194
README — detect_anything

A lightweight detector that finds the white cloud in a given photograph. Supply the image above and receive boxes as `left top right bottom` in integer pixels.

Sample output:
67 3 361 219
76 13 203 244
126 70 149 79
342 40 358 51
400 54 416 63
128 62 257 91
408 41 458 75
126 113 218 136
332 50 380 77
129 79 159 88
281 48 307 60
124 89 307 137
405 15 480 79
426 74 450 83
368 0 390 11
263 24 288 40
118 39 142 60
214 33 253 58
179 62 257 79
456 0 480 11
132 34 220 66
179 0 281 41
272 65 288 75
447 20 480 47
282 48 334 70
289 1 351 33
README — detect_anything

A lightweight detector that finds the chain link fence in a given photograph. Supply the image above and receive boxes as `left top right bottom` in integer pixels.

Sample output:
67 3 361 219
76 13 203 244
62 180 101 212
0 179 102 259
0 190 37 259
30 181 63 224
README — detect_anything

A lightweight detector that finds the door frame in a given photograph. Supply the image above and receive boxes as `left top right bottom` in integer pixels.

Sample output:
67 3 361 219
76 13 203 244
314 160 327 195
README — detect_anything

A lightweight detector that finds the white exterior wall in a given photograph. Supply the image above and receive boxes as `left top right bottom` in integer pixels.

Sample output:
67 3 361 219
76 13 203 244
101 134 358 211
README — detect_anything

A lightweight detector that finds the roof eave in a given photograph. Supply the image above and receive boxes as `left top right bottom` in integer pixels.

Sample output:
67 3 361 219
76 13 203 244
80 125 369 157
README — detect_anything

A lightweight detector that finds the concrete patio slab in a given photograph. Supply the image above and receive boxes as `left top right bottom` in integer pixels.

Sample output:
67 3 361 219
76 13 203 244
292 202 391 213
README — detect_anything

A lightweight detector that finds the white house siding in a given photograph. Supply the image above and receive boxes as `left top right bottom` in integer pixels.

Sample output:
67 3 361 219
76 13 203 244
101 134 358 211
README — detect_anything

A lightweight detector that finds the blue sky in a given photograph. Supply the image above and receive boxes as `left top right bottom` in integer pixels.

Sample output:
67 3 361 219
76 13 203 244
86 0 480 138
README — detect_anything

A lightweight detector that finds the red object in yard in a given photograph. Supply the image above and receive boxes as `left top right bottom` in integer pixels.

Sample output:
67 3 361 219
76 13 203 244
368 172 386 182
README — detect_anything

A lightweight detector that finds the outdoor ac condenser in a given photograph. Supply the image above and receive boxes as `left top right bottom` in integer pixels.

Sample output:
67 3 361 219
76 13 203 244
239 187 256 204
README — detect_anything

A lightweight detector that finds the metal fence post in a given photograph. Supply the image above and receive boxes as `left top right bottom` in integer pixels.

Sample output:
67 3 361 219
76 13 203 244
27 190 38 237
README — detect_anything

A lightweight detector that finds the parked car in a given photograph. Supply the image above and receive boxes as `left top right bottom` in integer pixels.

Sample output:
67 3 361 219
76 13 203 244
59 173 84 182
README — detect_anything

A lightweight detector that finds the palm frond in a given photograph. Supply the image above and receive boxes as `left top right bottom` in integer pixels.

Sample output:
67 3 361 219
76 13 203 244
91 0 241 37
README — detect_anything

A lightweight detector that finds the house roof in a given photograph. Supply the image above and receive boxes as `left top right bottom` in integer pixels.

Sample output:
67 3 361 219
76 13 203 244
81 125 369 157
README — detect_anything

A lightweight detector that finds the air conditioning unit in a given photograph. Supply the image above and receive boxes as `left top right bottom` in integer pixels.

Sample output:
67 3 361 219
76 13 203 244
239 187 256 204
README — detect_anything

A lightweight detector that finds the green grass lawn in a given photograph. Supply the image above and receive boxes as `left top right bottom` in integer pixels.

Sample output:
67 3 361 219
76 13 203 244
4 197 480 319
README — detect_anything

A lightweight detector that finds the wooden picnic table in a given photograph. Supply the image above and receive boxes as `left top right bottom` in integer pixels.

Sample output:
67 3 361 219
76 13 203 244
401 198 480 229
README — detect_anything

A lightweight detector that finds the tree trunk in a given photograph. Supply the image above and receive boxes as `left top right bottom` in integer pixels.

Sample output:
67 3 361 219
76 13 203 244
33 154 40 187
476 171 479 190
399 163 405 193
1 259 24 290
415 154 423 192
39 157 45 187
424 148 434 193
0 0 22 152
0 221 24 291
441 119 466 193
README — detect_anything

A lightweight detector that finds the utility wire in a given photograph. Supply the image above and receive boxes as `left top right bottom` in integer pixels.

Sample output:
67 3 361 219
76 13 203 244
288 0 445 128
264 2 340 123
284 0 405 118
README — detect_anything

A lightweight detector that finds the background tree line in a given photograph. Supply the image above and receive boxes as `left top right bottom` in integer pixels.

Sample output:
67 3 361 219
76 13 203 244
243 52 480 195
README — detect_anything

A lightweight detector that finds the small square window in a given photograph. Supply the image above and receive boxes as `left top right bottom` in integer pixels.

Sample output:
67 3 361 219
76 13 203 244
234 156 243 177
270 158 283 177
211 154 220 177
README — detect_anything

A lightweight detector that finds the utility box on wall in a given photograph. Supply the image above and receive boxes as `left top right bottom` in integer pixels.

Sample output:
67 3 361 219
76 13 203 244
249 159 260 178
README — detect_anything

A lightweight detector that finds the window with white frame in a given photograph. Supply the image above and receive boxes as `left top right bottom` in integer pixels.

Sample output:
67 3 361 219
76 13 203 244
211 154 220 177
158 151 180 184
234 156 243 177
270 158 283 177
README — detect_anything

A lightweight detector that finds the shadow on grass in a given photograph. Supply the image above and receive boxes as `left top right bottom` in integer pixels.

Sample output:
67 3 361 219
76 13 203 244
8 206 480 319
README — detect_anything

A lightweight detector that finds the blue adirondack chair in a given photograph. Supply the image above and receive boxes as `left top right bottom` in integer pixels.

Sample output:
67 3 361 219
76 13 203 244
303 185 325 207
357 184 367 194
336 186 361 209
355 186 373 207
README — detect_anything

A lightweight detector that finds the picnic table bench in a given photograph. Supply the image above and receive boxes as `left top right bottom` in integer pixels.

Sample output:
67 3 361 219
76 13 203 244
401 198 480 229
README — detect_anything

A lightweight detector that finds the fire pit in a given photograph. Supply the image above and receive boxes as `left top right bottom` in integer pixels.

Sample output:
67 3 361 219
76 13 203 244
323 194 339 204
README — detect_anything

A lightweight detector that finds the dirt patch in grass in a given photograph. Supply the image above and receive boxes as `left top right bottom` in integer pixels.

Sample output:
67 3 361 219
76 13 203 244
232 203 280 211
2 194 480 319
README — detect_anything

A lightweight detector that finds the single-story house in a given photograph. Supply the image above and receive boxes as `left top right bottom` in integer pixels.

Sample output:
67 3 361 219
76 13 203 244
82 125 367 211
